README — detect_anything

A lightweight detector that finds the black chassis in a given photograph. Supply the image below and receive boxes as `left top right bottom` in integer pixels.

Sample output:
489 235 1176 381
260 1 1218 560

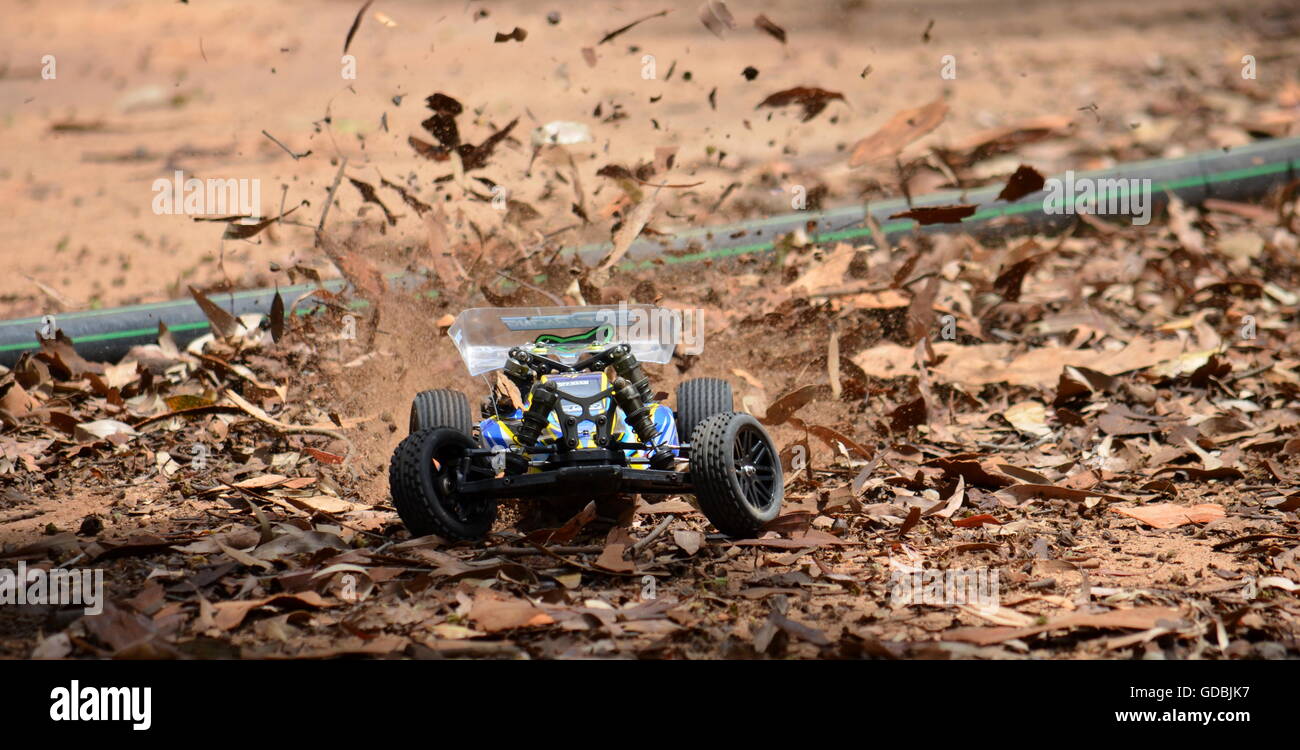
452 342 694 502
456 459 692 501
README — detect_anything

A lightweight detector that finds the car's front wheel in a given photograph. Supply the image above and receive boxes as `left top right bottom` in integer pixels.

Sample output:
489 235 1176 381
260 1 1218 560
389 428 496 540
690 412 783 537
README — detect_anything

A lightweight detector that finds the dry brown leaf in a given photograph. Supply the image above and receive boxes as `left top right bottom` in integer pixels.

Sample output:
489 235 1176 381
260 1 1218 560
936 114 1072 167
889 204 978 226
945 606 1183 646
186 287 245 340
998 484 1133 504
850 343 916 380
761 385 823 426
1111 503 1226 529
786 243 856 295
594 527 636 573
995 164 1047 202
754 14 786 43
849 98 948 167
928 339 1186 389
469 589 556 633
594 191 659 279
756 87 845 122
211 592 334 631
699 1 736 38
673 529 704 555
1003 401 1051 438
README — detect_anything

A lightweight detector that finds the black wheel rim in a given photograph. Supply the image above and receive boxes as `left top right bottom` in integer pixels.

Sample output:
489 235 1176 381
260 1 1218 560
732 424 777 513
431 443 492 524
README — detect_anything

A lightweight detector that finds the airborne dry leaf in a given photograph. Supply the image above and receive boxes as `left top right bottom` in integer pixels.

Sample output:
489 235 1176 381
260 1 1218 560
996 165 1047 202
849 98 948 167
699 1 736 38
889 204 978 226
754 14 787 43
756 87 845 122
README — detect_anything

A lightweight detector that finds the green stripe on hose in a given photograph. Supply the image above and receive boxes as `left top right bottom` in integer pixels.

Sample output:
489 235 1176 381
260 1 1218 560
3 149 1296 357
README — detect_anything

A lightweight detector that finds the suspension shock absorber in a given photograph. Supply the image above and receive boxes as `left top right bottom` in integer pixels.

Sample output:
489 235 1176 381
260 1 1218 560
503 349 536 405
612 377 675 469
609 345 654 403
505 381 559 474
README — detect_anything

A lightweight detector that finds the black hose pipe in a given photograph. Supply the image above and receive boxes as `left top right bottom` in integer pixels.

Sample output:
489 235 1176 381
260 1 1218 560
3 136 1299 368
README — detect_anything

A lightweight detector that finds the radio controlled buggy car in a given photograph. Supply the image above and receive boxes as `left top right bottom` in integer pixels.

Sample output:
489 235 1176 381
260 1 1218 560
388 305 783 541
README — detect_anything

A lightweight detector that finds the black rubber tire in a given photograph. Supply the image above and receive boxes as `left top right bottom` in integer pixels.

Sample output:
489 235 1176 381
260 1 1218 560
409 389 473 435
389 428 496 540
675 377 734 442
690 412 783 537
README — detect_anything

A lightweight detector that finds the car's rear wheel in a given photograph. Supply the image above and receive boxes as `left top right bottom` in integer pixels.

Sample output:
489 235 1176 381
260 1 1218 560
389 428 496 540
690 412 783 537
409 388 474 435
675 377 734 442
